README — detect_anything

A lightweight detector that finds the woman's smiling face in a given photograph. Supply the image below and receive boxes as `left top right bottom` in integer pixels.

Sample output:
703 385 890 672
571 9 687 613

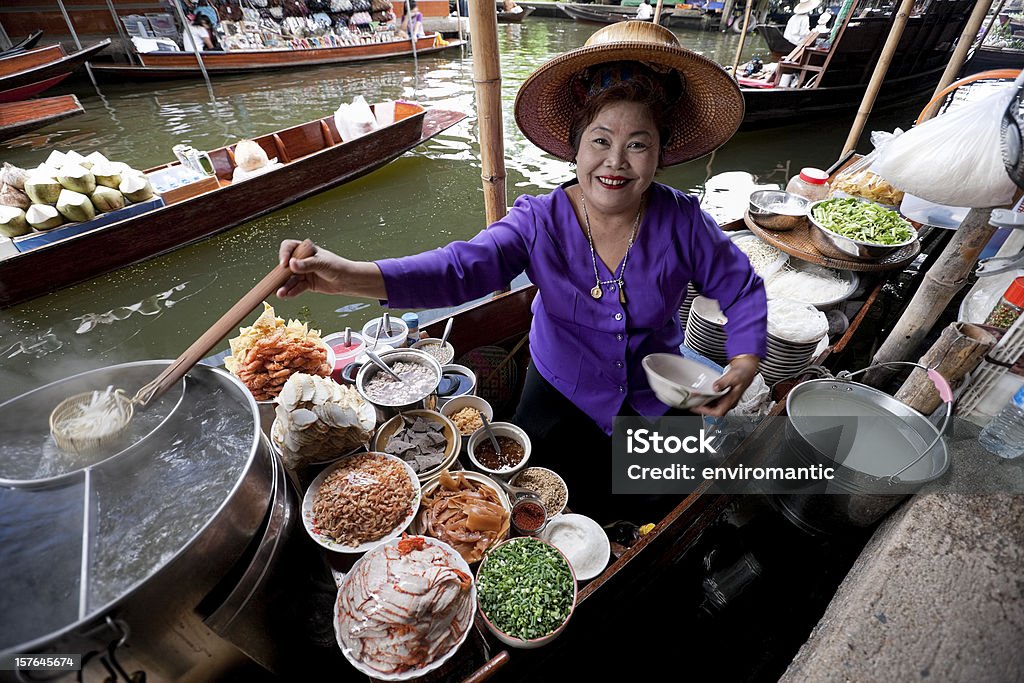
575 100 660 217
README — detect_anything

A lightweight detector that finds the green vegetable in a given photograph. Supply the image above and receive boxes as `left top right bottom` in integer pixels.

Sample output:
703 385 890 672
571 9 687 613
812 197 914 245
477 538 575 641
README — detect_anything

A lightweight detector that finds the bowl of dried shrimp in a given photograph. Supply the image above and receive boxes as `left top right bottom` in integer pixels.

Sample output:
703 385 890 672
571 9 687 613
302 451 421 554
335 535 476 680
413 469 511 564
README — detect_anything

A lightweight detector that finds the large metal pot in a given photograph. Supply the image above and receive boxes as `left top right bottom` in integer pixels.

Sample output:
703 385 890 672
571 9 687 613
355 348 441 420
776 366 951 535
0 361 278 682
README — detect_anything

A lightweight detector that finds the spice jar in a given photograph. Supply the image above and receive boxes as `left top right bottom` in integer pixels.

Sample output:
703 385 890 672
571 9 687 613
984 276 1024 330
511 497 548 536
786 167 830 202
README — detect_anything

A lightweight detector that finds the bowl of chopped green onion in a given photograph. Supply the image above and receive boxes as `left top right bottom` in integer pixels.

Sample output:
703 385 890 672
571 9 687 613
808 197 917 260
476 537 577 649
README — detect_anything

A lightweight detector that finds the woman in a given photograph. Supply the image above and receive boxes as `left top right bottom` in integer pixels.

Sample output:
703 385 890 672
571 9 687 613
278 23 766 520
184 13 217 51
399 1 425 38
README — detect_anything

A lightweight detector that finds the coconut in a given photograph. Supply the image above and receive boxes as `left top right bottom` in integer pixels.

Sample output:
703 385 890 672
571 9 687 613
0 183 30 210
90 161 122 189
58 164 97 194
1 163 28 190
120 174 155 203
56 189 96 223
82 151 109 169
25 175 63 205
45 150 68 168
0 206 29 237
26 204 64 231
91 186 125 213
64 150 87 167
35 163 60 179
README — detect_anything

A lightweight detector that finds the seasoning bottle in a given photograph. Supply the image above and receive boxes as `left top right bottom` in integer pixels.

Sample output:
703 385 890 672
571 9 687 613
786 167 830 202
983 277 1024 330
402 312 420 347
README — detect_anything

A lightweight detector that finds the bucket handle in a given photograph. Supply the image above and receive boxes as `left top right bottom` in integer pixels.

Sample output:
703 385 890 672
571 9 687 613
835 361 953 484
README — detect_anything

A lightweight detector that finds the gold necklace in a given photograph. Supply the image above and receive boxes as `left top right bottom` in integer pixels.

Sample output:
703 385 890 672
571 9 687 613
580 192 643 304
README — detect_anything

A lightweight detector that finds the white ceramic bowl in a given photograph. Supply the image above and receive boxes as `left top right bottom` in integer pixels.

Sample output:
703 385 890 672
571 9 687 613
334 535 475 680
642 353 729 410
476 537 577 649
540 513 611 582
467 421 531 477
302 452 421 554
440 395 494 442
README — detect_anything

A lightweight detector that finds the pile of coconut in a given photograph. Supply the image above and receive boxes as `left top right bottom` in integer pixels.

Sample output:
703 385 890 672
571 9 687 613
0 150 156 238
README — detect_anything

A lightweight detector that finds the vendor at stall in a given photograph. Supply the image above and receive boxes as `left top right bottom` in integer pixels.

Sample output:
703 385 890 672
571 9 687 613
783 0 821 45
277 22 767 518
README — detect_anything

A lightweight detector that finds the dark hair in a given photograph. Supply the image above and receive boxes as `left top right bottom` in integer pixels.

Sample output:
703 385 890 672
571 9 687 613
569 71 677 167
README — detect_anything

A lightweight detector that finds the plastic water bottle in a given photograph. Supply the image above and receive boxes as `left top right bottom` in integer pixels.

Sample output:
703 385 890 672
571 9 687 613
978 385 1024 459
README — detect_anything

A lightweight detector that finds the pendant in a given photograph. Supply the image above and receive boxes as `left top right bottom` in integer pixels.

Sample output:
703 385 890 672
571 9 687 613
591 285 603 300
619 285 626 305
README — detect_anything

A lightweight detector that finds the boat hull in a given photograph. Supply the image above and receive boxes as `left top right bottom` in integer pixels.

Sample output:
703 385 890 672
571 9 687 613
0 108 466 309
0 94 83 140
0 41 108 103
88 36 462 79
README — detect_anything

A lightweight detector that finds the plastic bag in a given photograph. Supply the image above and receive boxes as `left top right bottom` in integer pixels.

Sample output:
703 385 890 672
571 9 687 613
873 86 1019 208
334 96 378 142
831 129 905 206
234 139 269 172
732 373 774 416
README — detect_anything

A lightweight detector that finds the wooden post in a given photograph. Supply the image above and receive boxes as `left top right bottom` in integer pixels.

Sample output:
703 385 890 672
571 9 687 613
468 0 507 226
729 0 754 77
921 0 995 122
654 0 665 25
720 0 735 32
841 0 914 155
894 323 997 415
863 207 1001 387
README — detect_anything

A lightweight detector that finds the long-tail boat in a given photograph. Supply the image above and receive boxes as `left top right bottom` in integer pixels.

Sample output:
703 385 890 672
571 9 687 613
87 35 463 80
497 6 535 23
0 94 83 140
0 102 466 309
739 0 974 128
0 40 109 103
0 31 44 58
556 3 654 25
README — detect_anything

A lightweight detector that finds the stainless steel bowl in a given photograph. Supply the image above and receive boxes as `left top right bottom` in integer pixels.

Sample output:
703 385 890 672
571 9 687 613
354 348 441 419
808 199 918 261
748 190 810 231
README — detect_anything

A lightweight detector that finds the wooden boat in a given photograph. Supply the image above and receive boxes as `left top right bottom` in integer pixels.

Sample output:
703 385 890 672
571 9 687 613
87 35 464 80
758 23 796 56
962 44 1024 76
556 3 654 25
497 6 536 23
0 94 83 140
739 0 974 129
0 31 44 58
0 40 109 103
517 1 563 18
0 103 466 309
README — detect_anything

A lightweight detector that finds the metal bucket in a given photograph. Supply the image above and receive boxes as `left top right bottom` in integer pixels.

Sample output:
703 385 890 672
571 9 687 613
778 370 951 534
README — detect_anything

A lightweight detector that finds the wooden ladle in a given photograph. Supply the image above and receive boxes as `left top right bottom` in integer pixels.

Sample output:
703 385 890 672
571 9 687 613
49 240 317 453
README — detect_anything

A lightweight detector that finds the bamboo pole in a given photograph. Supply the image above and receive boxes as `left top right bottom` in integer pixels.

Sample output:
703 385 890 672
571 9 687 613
56 0 98 86
729 0 754 77
894 323 996 415
654 0 665 25
172 0 216 102
468 0 507 226
921 0 995 123
841 0 915 155
863 207 1002 387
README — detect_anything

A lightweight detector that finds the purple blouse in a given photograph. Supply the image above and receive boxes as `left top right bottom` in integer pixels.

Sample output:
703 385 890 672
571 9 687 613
376 182 767 434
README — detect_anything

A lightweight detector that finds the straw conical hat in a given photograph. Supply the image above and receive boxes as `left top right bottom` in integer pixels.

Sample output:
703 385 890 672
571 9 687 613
514 21 744 167
794 0 821 14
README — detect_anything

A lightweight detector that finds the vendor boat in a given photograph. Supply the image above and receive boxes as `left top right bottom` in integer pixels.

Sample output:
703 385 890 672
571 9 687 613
0 102 466 309
0 40 109 103
0 30 44 58
497 6 536 23
87 34 463 80
739 0 974 128
0 94 84 141
557 3 657 25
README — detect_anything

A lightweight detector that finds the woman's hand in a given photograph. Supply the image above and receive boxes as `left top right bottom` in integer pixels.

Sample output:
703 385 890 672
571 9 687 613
692 354 760 418
276 239 388 300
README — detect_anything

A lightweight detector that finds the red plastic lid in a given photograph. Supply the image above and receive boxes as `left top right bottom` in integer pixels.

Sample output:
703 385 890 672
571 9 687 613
799 168 829 185
1004 276 1024 308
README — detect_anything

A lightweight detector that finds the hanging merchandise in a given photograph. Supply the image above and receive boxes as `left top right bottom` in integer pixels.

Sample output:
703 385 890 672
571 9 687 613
873 80 1021 208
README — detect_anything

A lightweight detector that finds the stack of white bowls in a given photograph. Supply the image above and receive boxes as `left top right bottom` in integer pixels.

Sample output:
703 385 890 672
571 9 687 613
678 283 698 332
761 299 829 383
684 296 828 383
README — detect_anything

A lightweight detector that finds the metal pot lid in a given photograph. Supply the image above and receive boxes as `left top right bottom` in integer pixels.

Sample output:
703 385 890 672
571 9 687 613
0 361 261 654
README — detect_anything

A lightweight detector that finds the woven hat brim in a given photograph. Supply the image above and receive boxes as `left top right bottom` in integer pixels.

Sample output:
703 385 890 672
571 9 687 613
514 42 745 166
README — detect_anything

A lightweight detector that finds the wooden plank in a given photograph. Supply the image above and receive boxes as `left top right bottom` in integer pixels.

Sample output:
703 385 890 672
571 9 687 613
0 44 64 75
0 93 83 140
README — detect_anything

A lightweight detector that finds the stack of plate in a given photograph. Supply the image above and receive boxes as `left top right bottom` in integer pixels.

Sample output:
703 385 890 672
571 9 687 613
678 283 698 332
684 296 729 366
684 295 828 383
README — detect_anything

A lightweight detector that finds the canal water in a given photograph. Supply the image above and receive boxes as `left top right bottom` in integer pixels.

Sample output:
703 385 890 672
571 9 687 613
0 19 921 401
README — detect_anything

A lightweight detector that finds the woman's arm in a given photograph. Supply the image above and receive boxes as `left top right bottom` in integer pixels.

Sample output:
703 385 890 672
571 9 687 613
277 241 387 299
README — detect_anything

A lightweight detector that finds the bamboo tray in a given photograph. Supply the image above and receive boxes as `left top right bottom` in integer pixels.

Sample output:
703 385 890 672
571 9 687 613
744 211 920 272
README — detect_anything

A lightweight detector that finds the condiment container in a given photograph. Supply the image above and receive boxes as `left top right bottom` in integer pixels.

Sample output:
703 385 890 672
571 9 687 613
361 316 409 349
786 167 830 202
402 312 420 346
322 331 365 383
510 497 548 536
983 276 1024 330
